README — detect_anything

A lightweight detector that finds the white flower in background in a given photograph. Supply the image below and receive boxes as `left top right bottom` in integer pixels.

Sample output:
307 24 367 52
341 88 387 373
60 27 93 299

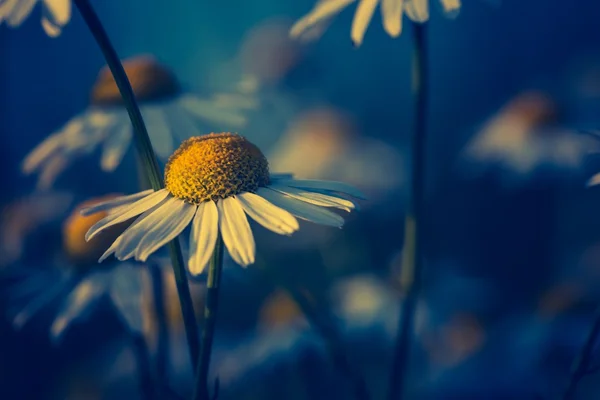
290 0 461 47
82 133 363 275
22 55 257 190
462 92 600 184
0 0 71 37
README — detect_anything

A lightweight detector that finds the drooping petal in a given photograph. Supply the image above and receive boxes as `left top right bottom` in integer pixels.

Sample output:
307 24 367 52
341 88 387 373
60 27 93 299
274 178 366 199
218 197 255 267
237 192 299 235
100 122 132 172
142 106 174 159
42 0 70 25
134 198 196 262
189 201 219 275
85 190 169 241
587 173 600 187
37 154 69 190
51 274 108 341
80 190 154 216
404 0 429 22
6 0 36 27
12 278 70 330
269 184 358 212
257 188 344 228
290 0 355 39
177 94 247 128
381 0 404 37
109 265 144 332
164 103 203 143
351 0 379 47
441 0 461 17
41 17 61 36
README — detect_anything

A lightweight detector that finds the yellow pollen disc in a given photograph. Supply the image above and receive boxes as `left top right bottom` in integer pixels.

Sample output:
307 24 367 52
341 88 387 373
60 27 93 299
164 133 270 204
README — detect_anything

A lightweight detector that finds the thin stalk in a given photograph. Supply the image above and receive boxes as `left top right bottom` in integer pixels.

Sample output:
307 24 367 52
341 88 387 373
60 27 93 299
387 22 428 400
148 262 169 392
193 235 225 400
563 306 600 399
74 0 200 370
131 332 155 400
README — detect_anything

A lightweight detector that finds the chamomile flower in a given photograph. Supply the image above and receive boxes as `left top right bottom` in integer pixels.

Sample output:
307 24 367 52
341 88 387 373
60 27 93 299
0 0 71 37
3 196 146 341
290 0 461 47
83 133 364 275
22 55 257 190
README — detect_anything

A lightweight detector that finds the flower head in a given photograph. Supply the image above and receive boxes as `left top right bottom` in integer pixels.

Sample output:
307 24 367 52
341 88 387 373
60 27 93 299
22 55 256 190
0 0 71 37
82 133 364 275
290 0 461 47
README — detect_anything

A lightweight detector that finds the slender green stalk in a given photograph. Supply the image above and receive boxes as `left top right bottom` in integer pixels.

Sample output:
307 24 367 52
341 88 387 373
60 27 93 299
387 22 428 400
193 235 225 400
74 0 200 370
563 306 600 399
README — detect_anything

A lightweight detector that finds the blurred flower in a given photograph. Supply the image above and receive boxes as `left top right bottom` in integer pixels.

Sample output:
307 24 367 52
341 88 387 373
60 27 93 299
268 107 404 205
83 133 363 275
258 290 306 330
290 0 461 47
461 92 599 184
0 0 71 37
0 190 73 266
22 55 255 190
3 195 147 342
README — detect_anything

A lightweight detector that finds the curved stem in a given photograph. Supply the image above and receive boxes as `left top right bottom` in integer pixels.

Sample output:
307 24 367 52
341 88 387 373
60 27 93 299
387 22 428 400
563 306 600 400
193 234 225 400
73 0 200 371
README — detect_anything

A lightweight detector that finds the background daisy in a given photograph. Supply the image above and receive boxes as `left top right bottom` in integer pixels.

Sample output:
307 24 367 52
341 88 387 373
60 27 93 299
0 0 71 37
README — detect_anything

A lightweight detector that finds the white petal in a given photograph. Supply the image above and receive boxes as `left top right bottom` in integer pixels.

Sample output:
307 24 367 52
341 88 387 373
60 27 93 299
43 0 71 25
404 0 429 22
237 192 299 235
351 0 379 47
381 0 404 37
85 190 169 241
218 197 255 267
12 279 68 330
51 274 107 341
100 122 132 171
189 201 219 275
177 94 247 128
134 198 196 262
22 117 85 174
441 0 461 16
587 173 600 187
257 188 344 228
80 190 154 216
269 184 358 212
6 0 36 27
142 106 174 159
37 154 69 190
274 178 366 199
41 17 61 37
290 0 355 39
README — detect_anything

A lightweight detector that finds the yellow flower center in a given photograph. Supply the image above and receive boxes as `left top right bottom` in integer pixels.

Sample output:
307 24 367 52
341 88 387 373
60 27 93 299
164 133 270 204
90 55 181 106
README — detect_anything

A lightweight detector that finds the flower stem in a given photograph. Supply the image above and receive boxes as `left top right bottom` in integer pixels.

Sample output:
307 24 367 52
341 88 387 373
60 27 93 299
563 306 600 399
387 22 428 400
193 234 225 400
74 0 200 371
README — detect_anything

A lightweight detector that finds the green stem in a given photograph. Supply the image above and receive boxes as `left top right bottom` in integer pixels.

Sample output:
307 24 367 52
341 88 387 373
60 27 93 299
131 332 155 400
74 0 200 371
148 262 168 393
563 306 600 400
387 22 428 400
193 234 225 400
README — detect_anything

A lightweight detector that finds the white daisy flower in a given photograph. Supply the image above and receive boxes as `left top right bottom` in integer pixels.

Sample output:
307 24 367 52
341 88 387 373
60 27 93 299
290 0 461 47
0 0 71 37
82 133 364 275
22 55 256 190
